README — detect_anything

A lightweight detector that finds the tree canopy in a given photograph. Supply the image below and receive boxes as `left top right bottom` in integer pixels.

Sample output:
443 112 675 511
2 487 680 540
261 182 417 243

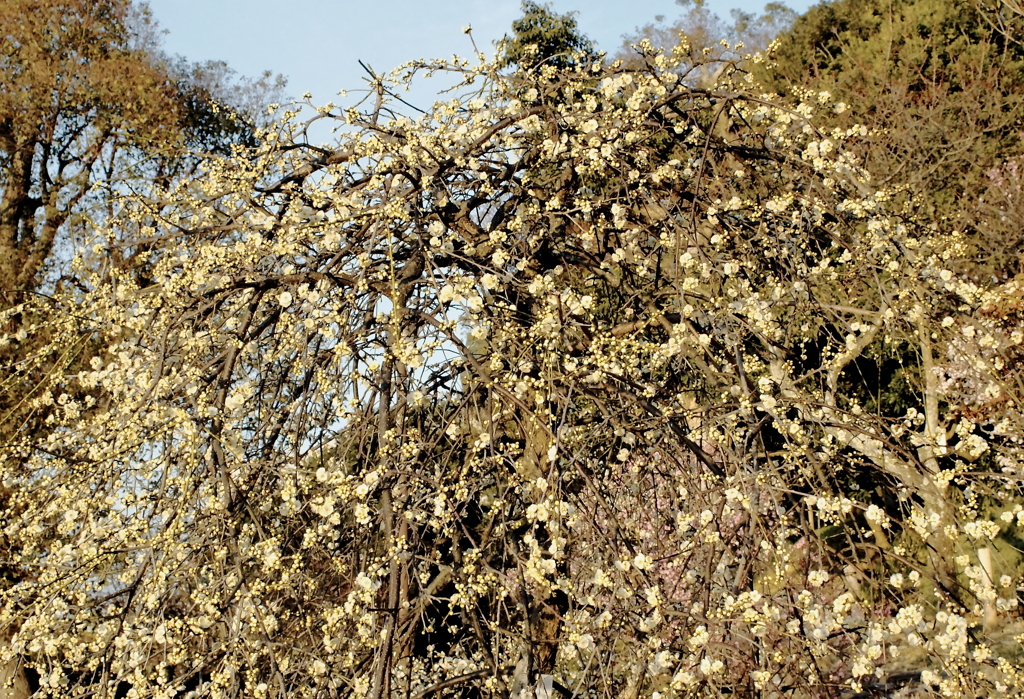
498 1 596 69
617 0 797 72
0 0 285 295
760 0 1024 278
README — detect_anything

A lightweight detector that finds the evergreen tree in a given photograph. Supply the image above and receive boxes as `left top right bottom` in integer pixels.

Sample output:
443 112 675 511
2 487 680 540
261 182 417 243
498 1 596 70
759 0 1024 278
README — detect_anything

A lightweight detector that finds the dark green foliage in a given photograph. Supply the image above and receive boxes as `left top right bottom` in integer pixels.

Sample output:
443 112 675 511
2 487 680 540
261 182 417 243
759 0 1024 277
766 0 1024 84
837 339 921 419
498 1 596 70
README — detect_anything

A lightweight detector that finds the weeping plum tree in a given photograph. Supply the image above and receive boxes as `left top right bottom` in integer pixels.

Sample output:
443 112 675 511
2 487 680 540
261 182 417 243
2 35 1024 699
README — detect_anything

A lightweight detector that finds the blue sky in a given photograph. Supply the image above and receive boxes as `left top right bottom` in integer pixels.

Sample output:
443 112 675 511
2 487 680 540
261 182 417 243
144 0 815 106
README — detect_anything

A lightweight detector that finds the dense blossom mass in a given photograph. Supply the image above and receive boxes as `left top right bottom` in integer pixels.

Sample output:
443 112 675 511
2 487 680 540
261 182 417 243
2 35 1024 699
